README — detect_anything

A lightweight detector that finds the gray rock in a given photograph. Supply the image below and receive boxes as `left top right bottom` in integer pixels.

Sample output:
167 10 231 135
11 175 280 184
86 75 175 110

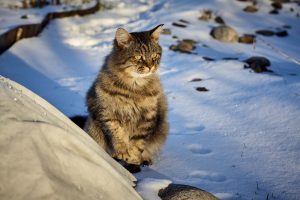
210 25 238 42
158 184 218 200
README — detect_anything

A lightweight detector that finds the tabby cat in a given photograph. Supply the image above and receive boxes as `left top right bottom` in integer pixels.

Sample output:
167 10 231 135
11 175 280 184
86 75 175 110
85 25 169 167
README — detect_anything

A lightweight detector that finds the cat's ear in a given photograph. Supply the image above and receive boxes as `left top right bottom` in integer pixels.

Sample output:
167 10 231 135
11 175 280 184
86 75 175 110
150 24 164 43
115 28 132 48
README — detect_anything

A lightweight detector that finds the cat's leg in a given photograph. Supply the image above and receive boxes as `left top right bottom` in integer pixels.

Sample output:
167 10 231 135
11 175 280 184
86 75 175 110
142 97 169 165
102 119 142 165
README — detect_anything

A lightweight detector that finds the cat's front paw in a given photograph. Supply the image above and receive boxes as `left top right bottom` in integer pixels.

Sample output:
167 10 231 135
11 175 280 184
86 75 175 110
141 149 153 166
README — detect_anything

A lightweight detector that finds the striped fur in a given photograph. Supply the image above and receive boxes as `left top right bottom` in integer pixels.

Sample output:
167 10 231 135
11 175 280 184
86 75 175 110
85 25 169 165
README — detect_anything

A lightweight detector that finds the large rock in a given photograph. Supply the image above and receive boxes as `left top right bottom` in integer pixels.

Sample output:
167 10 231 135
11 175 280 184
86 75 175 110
210 25 239 42
0 76 141 200
158 184 219 200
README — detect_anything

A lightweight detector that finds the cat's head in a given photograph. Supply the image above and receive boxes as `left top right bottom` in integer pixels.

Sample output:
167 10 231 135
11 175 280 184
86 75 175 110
109 25 163 78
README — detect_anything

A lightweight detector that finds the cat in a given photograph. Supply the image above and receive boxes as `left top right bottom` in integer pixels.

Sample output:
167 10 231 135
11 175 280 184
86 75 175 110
84 24 169 169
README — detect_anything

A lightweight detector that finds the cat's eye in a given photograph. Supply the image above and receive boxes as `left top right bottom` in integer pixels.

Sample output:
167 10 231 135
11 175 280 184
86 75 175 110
151 53 160 60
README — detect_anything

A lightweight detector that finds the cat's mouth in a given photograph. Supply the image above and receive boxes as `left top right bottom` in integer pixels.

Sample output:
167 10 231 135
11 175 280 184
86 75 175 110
130 66 157 78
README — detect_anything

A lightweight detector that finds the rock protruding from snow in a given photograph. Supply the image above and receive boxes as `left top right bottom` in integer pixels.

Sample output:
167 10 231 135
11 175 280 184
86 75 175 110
170 39 196 53
0 76 142 200
243 5 258 12
210 25 238 42
243 56 271 73
158 184 219 200
238 34 256 44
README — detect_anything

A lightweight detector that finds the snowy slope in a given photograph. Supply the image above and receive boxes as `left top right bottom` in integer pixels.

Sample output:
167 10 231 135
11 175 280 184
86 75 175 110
0 0 300 199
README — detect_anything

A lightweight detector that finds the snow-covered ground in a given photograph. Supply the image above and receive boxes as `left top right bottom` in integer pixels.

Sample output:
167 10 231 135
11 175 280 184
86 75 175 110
1 0 300 199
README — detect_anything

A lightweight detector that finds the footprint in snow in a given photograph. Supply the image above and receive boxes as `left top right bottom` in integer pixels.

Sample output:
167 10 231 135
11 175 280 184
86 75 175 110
184 124 205 133
190 170 227 182
187 144 212 155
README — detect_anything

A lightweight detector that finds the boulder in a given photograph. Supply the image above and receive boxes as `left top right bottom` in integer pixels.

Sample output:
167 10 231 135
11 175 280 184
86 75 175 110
158 184 218 200
210 25 239 42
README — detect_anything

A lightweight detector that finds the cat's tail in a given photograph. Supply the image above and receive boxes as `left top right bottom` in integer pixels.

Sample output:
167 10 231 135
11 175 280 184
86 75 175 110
69 115 88 129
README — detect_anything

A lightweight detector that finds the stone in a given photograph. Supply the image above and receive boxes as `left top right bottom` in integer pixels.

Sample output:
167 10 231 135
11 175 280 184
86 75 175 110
276 30 288 37
256 30 275 36
238 34 256 44
243 5 258 12
271 2 282 9
169 39 196 53
162 28 172 35
269 9 279 14
243 56 271 73
215 16 225 24
202 57 215 61
190 78 203 82
177 41 194 53
210 25 239 42
158 184 218 200
179 19 190 24
172 22 187 28
199 10 213 21
196 87 209 92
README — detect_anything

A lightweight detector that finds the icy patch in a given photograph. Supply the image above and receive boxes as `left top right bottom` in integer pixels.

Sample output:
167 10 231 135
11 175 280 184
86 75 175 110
135 178 172 200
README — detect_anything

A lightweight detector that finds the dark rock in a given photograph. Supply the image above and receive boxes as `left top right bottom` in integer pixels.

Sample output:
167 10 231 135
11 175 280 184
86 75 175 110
238 34 256 44
276 30 288 37
223 57 239 60
256 30 275 36
243 5 258 12
283 25 291 29
290 7 294 12
269 9 279 14
179 19 190 24
210 25 239 42
21 15 28 19
162 28 172 35
158 184 218 200
202 57 215 61
172 35 178 39
199 10 213 21
172 22 187 28
190 78 203 82
215 16 225 24
244 56 271 73
196 87 209 92
271 2 282 9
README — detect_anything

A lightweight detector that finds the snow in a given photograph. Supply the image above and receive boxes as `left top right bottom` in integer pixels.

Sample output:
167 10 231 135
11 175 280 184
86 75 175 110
0 0 97 35
135 178 172 200
1 0 300 199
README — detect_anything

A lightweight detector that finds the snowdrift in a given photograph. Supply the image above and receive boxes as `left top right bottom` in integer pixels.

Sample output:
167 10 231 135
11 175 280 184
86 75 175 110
0 76 142 200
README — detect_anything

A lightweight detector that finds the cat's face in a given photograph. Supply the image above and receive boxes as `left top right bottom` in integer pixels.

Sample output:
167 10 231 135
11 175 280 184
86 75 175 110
111 25 163 78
